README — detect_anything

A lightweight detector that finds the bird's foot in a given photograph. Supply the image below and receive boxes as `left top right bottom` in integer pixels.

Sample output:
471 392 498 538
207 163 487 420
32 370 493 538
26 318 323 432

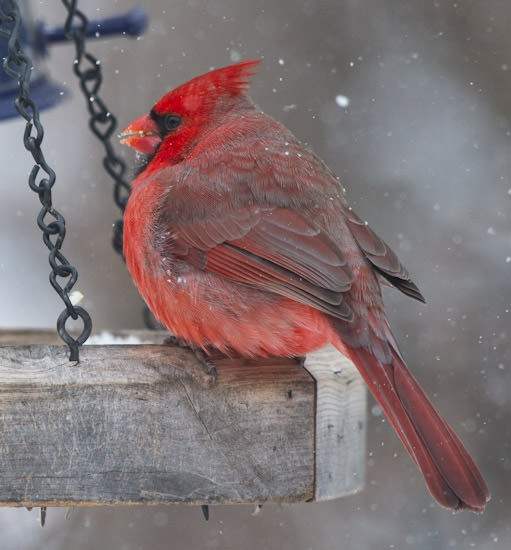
163 334 187 347
164 335 217 383
192 347 217 383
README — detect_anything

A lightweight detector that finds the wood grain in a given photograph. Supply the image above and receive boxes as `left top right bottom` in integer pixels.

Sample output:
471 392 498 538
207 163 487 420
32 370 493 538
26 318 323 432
0 331 366 507
304 345 366 500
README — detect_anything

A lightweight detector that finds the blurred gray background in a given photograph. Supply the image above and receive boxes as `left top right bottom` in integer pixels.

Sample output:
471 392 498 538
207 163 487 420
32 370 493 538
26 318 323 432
0 0 509 548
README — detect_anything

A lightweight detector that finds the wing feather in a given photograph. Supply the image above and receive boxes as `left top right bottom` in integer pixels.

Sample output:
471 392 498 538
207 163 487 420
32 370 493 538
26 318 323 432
156 205 354 321
346 209 425 302
152 128 423 323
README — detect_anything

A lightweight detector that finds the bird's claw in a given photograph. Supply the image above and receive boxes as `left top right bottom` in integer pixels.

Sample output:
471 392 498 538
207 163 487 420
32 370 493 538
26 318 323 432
193 347 217 383
164 335 217 383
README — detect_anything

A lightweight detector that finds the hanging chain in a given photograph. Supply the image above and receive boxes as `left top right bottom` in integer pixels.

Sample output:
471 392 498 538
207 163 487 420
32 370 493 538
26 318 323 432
61 1 164 331
0 0 91 361
61 0 130 257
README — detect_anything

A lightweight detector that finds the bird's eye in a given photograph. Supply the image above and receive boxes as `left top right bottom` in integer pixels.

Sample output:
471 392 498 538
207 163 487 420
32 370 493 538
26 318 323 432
163 114 182 132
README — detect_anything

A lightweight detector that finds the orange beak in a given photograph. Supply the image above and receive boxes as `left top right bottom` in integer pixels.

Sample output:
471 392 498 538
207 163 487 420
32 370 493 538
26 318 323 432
119 113 161 155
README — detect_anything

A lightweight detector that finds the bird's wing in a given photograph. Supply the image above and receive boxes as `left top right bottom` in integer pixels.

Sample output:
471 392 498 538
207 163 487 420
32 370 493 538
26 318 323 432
156 202 354 321
344 208 425 302
152 131 422 321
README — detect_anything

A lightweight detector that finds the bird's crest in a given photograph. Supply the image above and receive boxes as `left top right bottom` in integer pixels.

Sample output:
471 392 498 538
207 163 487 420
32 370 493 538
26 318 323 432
201 59 261 95
153 60 261 115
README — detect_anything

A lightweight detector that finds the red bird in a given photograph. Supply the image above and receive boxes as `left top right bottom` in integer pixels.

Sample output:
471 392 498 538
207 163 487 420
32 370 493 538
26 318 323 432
120 60 489 512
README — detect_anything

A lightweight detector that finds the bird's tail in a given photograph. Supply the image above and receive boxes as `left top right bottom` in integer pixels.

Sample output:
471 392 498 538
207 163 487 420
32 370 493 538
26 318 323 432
336 342 490 512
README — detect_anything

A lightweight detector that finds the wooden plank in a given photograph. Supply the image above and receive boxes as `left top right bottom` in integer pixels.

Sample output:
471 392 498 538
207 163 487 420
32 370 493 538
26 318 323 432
0 345 315 507
0 331 367 507
304 345 366 501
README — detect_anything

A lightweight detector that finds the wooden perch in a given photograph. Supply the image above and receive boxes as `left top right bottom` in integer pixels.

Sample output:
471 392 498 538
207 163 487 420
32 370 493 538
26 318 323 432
0 330 366 507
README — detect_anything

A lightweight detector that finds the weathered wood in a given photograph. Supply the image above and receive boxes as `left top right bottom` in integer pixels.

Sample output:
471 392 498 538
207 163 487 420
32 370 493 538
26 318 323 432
0 345 314 506
0 331 366 507
304 345 366 500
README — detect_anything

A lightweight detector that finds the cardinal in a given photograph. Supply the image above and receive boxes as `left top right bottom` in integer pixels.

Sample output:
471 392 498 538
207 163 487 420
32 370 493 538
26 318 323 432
120 60 489 512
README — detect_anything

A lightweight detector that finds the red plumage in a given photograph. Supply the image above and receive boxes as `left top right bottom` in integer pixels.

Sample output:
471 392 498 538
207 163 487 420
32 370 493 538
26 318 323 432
120 60 489 512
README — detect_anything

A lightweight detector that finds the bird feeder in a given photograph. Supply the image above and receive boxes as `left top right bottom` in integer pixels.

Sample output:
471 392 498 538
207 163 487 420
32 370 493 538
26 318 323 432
0 0 366 520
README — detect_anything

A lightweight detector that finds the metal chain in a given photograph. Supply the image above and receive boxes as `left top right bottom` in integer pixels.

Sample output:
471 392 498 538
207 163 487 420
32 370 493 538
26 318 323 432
0 0 92 361
61 0 164 331
61 0 130 257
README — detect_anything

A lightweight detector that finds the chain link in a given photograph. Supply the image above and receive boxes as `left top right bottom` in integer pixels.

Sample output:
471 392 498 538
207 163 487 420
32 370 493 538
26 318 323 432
61 1 164 330
1 0 92 361
61 0 130 257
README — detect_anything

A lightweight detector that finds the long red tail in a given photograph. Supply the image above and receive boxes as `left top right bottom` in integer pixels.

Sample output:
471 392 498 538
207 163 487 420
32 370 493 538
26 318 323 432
338 343 490 512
